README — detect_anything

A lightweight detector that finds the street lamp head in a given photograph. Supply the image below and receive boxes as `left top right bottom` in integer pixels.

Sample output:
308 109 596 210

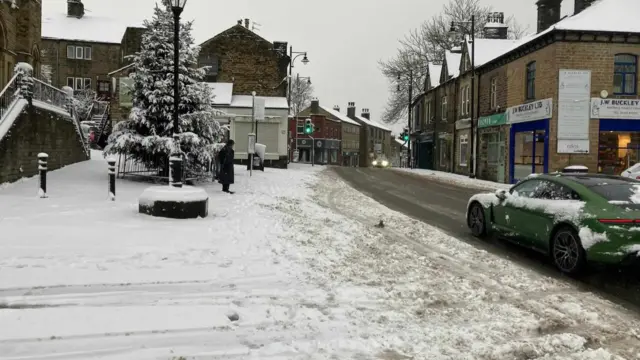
448 21 457 36
171 0 187 8
301 54 309 65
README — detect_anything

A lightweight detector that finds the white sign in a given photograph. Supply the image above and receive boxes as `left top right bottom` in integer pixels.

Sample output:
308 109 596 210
557 70 591 153
557 139 589 154
253 97 265 121
590 98 640 119
247 133 256 154
507 98 553 124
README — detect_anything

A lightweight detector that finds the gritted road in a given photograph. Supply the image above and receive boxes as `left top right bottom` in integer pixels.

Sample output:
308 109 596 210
332 166 640 310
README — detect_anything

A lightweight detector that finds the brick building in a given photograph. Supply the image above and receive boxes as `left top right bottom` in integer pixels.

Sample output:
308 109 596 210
0 0 42 87
40 0 137 100
346 102 392 167
293 99 344 165
198 20 289 98
415 0 640 183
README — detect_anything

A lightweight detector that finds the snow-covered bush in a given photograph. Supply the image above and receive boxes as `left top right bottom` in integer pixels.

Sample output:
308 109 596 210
103 0 223 173
72 89 97 122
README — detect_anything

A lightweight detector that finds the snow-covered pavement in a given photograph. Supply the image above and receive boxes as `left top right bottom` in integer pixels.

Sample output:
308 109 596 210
1 155 639 359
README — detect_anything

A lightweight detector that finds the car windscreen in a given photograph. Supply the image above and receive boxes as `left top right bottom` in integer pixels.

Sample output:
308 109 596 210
589 183 640 208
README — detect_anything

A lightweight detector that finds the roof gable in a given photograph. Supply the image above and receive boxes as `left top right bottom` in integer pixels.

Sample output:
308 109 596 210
200 24 272 48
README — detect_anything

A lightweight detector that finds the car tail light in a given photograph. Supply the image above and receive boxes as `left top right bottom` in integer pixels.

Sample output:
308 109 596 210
598 219 639 224
636 176 640 179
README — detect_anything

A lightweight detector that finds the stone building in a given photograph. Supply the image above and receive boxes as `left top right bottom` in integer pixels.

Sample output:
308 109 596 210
40 0 133 100
198 20 289 98
412 62 441 169
0 0 42 87
293 99 350 165
346 102 392 167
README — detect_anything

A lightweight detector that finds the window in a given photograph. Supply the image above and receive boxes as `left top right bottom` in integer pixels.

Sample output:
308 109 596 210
84 78 91 89
490 77 498 109
67 77 92 90
426 101 432 124
441 96 448 121
614 54 637 95
460 86 466 114
510 179 543 198
536 181 581 200
296 119 304 134
459 135 469 166
67 77 74 88
526 61 536 100
465 86 470 115
75 78 83 90
98 81 110 92
487 132 504 164
66 45 92 60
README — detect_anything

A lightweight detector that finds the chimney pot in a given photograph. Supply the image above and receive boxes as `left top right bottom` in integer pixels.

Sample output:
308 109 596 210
244 18 250 28
333 105 340 112
347 102 356 119
361 108 370 120
574 0 596 14
536 0 562 33
67 0 85 18
311 98 320 114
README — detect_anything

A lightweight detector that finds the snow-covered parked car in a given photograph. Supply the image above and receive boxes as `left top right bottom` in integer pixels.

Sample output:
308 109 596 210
466 172 640 275
621 162 640 180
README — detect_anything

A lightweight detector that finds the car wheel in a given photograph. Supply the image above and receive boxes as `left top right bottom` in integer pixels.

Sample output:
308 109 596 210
467 202 487 238
551 226 586 275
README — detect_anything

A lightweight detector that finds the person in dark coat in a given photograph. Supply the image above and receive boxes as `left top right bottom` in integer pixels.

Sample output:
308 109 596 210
218 139 235 193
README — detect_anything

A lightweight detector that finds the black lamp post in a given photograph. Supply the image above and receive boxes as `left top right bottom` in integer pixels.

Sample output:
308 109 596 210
288 47 309 114
449 15 476 178
170 0 187 187
397 69 414 169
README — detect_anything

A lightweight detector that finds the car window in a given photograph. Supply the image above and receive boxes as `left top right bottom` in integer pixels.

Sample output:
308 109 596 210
510 179 543 198
536 180 581 200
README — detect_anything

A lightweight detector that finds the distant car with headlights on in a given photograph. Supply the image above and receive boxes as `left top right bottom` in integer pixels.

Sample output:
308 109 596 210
371 158 390 168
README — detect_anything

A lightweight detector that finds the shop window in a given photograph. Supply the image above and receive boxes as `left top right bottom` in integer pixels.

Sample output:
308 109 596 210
526 61 536 100
487 132 505 164
598 131 640 175
459 135 469 166
441 96 448 121
614 54 637 95
490 77 498 109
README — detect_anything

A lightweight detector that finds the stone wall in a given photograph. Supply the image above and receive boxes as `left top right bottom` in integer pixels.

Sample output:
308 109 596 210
198 24 288 97
0 0 42 84
0 105 88 184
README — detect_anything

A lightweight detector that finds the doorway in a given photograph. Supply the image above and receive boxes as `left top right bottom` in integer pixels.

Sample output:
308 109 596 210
509 119 549 183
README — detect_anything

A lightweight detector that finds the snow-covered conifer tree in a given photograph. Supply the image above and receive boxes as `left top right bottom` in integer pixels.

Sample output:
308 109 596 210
104 0 223 173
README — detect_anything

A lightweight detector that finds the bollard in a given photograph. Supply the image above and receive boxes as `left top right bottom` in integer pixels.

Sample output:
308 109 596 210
107 158 116 201
38 153 48 198
169 155 183 188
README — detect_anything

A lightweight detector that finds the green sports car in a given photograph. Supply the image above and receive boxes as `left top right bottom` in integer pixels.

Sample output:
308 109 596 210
466 172 640 274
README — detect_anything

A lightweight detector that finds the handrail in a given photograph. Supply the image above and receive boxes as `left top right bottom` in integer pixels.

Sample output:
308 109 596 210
0 75 19 122
0 73 18 98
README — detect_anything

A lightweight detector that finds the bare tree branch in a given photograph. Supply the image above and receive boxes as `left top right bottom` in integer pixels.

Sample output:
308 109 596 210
290 74 314 116
379 0 527 124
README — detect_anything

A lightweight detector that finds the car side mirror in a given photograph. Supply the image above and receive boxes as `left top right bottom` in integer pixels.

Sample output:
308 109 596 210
495 189 507 200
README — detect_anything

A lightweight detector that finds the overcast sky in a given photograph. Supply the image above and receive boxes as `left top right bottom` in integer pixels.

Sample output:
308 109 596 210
47 0 577 134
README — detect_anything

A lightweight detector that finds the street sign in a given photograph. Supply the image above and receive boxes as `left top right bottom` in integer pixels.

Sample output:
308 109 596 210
248 133 256 154
254 98 265 121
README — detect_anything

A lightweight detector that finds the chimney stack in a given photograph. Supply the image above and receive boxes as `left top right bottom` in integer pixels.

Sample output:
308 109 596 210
483 12 509 39
536 0 562 33
333 105 340 112
347 102 356 119
67 0 85 18
310 97 320 114
244 18 250 28
574 0 596 14
361 108 370 120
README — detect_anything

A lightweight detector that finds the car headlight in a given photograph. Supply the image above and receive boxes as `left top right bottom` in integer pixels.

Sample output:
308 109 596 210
381 160 389 167
372 161 378 166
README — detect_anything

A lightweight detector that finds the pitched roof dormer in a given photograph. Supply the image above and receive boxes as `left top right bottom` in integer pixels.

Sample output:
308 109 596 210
439 58 449 84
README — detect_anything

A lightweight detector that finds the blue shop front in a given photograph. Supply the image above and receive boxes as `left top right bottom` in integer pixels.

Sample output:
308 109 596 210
507 98 552 183
591 98 640 175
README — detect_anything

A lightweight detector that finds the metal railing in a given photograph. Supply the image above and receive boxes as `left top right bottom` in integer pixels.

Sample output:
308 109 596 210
94 102 110 142
0 74 19 120
32 78 68 109
116 152 213 183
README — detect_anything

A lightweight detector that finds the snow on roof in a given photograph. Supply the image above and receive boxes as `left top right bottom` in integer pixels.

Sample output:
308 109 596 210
467 38 519 67
42 1 142 43
445 51 462 77
206 83 233 105
229 95 288 109
319 106 361 126
428 63 442 88
355 115 391 132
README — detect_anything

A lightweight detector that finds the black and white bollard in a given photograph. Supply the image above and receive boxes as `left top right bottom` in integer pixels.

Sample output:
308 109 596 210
107 158 116 201
169 155 183 188
38 153 48 198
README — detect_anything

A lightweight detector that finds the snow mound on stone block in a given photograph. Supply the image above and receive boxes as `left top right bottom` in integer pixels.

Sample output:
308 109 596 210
255 143 266 159
139 186 209 206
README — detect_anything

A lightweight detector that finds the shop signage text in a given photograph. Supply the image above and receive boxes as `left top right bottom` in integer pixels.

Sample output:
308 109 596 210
591 98 640 119
557 69 591 154
507 98 553 124
478 113 506 128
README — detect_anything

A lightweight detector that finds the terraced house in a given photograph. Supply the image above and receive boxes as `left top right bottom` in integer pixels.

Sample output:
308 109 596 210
415 0 640 184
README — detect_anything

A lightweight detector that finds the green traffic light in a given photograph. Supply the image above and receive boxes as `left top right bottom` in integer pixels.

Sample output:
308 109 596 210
403 135 409 141
305 126 312 134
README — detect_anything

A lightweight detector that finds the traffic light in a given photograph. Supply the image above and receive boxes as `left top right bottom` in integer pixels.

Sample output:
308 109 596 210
304 118 314 134
403 133 409 141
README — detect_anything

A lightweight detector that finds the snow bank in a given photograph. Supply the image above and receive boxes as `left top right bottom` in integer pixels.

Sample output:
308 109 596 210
138 186 208 206
393 168 512 190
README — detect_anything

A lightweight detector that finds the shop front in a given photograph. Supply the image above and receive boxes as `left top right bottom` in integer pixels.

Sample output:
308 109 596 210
477 112 507 183
437 132 453 172
591 98 640 175
507 98 552 183
415 132 434 169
